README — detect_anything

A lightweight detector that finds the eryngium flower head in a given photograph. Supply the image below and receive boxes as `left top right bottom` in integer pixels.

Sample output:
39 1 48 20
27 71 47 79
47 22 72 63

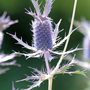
9 0 77 61
25 0 54 51
25 0 60 53
33 20 53 51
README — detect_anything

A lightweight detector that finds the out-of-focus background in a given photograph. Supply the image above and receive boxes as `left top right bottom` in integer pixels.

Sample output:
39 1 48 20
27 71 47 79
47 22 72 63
0 0 90 90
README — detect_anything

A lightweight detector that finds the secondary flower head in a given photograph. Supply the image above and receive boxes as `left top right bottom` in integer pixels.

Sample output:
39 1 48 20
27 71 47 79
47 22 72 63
0 12 19 74
0 12 18 31
0 12 18 49
74 18 90 60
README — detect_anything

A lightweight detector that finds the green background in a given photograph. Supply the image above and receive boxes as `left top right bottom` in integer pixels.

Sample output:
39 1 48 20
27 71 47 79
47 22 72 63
0 0 90 90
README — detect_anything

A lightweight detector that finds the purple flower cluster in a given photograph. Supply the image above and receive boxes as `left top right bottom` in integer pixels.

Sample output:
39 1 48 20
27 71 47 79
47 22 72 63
33 20 53 51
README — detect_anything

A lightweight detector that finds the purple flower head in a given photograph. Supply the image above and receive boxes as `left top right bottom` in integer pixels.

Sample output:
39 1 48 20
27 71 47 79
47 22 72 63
33 20 53 51
26 0 54 51
9 0 77 61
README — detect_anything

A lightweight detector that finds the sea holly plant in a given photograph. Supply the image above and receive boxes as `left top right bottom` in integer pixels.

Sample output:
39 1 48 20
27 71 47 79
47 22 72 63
0 12 19 74
8 0 89 90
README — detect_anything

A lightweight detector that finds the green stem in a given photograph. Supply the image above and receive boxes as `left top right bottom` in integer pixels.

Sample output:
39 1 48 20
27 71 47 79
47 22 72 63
54 0 77 71
48 77 53 90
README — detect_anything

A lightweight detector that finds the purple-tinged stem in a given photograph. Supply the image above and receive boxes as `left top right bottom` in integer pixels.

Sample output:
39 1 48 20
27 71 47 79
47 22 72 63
44 51 50 75
44 51 53 90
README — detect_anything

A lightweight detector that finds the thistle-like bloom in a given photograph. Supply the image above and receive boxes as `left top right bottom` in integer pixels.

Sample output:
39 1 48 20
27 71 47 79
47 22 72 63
0 12 18 48
9 0 78 62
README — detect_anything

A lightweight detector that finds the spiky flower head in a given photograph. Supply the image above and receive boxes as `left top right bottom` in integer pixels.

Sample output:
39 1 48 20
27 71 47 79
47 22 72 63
9 0 77 61
33 19 53 51
26 0 55 51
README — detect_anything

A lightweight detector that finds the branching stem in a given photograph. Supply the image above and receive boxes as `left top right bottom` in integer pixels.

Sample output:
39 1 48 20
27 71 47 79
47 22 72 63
54 0 77 72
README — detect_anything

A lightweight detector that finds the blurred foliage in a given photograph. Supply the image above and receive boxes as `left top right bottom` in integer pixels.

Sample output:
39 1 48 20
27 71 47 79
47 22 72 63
0 0 90 90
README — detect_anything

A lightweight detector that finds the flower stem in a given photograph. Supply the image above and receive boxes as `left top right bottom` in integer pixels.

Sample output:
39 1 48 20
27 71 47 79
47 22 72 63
54 0 77 71
48 77 53 90
44 51 50 75
44 51 53 90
